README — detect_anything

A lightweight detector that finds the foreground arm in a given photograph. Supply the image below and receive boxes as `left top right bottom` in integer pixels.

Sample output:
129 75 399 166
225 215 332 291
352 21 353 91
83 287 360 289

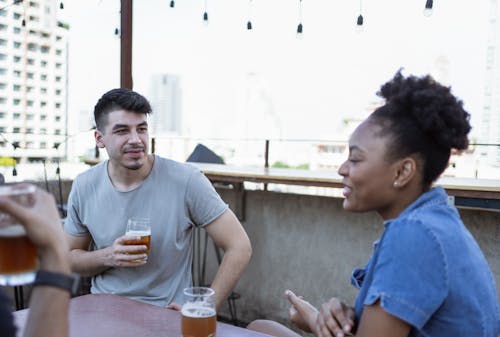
66 232 148 277
0 187 70 337
205 209 252 310
25 247 71 337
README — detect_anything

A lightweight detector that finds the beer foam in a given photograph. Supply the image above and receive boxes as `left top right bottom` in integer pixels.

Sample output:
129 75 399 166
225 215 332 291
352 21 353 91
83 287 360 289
125 230 151 237
0 224 26 237
181 303 216 318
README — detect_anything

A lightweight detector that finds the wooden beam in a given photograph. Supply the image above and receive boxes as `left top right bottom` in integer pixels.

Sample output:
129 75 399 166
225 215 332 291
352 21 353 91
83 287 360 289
120 0 133 89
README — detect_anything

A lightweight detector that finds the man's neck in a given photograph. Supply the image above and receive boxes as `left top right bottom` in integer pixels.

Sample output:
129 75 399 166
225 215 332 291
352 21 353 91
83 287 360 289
107 155 155 192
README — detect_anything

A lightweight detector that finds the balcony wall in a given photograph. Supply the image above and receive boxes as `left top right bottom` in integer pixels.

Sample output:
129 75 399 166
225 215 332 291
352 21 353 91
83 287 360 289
2 179 499 333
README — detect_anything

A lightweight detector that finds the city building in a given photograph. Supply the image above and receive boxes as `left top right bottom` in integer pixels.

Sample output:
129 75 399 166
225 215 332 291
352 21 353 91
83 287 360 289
480 0 500 167
149 74 182 135
0 0 68 162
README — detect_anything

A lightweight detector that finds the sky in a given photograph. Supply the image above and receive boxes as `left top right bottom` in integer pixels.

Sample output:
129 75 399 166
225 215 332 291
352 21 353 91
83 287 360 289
60 0 492 146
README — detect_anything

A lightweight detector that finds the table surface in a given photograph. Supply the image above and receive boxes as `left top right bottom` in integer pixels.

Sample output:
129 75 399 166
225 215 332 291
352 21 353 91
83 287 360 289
14 294 272 337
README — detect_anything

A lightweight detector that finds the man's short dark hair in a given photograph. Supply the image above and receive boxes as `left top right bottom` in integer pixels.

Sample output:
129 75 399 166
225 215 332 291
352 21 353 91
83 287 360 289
94 88 152 132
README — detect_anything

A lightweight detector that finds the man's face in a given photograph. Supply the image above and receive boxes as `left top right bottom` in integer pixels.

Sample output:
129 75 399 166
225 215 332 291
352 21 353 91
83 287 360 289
95 109 149 171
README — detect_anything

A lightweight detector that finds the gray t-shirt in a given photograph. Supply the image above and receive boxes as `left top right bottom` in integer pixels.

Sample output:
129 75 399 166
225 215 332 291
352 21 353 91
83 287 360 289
64 155 228 306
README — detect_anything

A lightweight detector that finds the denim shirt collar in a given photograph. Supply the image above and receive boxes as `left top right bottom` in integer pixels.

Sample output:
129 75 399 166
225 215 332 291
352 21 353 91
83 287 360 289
384 186 448 228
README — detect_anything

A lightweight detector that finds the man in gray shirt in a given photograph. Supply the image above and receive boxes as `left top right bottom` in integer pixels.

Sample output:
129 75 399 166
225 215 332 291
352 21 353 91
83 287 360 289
64 88 252 309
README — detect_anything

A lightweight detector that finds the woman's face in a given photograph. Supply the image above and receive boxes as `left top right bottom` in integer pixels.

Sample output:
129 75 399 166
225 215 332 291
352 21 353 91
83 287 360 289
338 120 401 219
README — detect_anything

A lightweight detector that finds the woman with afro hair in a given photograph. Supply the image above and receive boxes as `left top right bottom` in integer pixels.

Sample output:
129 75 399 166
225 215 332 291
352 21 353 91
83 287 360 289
248 71 500 337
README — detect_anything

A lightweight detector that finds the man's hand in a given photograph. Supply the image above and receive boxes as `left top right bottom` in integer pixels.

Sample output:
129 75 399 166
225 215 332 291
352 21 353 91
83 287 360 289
316 297 355 337
165 302 182 311
285 290 319 333
104 235 148 268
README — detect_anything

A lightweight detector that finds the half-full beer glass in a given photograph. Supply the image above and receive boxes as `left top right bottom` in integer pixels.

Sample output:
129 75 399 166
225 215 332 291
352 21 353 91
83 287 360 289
181 287 216 337
0 184 37 286
125 218 151 255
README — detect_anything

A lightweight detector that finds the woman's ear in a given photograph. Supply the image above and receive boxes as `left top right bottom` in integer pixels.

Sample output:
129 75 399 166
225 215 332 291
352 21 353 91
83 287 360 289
393 157 418 188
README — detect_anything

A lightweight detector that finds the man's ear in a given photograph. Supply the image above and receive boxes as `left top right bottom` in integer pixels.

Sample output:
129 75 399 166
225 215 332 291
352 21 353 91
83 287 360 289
393 157 417 188
95 130 105 149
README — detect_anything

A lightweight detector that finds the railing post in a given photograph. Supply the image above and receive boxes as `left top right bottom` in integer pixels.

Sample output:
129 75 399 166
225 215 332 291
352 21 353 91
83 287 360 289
264 139 269 191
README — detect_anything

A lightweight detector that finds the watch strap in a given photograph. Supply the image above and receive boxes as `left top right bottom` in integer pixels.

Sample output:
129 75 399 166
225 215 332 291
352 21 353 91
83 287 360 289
33 270 79 295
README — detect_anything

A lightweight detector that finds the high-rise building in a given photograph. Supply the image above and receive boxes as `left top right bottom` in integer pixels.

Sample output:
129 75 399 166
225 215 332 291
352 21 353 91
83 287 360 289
481 0 500 167
0 0 68 162
149 74 182 135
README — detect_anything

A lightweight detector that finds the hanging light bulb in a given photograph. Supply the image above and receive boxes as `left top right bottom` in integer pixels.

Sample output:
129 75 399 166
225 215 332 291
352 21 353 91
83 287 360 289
356 0 364 32
114 28 120 36
11 142 19 176
356 14 364 32
170 0 175 8
296 0 303 38
246 0 253 31
59 2 64 10
21 18 26 27
203 0 209 25
423 0 433 17
296 23 303 36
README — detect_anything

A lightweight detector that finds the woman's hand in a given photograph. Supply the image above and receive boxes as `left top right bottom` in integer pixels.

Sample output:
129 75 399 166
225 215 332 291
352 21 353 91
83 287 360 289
316 297 355 337
285 289 319 333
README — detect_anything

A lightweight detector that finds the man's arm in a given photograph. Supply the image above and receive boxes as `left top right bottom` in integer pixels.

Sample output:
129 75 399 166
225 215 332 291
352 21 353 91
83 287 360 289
66 232 149 277
205 209 252 310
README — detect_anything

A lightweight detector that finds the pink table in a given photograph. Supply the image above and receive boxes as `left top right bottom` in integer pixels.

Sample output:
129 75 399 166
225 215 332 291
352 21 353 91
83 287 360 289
14 293 272 337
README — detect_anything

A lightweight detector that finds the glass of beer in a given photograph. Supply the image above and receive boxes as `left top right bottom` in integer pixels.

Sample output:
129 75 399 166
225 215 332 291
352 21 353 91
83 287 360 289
181 287 217 337
0 184 37 286
125 217 151 255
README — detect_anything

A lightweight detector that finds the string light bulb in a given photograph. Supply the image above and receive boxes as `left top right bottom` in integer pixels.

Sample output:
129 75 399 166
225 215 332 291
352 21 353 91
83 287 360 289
203 0 209 25
423 0 433 17
21 18 26 27
296 0 303 38
170 0 175 8
356 0 363 32
356 14 364 31
59 2 64 10
11 142 19 176
114 28 120 36
247 0 253 30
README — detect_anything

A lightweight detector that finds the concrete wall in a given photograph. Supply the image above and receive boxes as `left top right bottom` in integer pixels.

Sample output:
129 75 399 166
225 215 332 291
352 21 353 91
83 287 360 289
202 188 500 330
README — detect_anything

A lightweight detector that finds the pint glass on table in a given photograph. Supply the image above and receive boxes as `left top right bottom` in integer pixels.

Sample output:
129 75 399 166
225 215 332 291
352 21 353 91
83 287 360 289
0 184 37 286
125 218 151 255
181 287 216 337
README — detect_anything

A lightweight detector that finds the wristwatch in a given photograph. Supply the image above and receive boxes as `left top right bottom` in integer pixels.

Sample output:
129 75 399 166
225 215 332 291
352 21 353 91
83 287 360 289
33 270 80 295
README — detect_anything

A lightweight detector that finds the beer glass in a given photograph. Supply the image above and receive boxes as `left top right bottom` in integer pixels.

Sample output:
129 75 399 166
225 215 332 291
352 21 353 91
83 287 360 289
0 184 37 286
181 287 217 337
125 217 151 255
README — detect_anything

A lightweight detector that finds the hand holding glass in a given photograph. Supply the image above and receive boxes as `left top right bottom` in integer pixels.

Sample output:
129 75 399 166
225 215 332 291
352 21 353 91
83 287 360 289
0 185 37 286
181 287 217 337
125 218 151 255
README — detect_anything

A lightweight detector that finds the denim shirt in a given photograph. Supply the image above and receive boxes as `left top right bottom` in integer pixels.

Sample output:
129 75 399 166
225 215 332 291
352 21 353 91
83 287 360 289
351 187 500 337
